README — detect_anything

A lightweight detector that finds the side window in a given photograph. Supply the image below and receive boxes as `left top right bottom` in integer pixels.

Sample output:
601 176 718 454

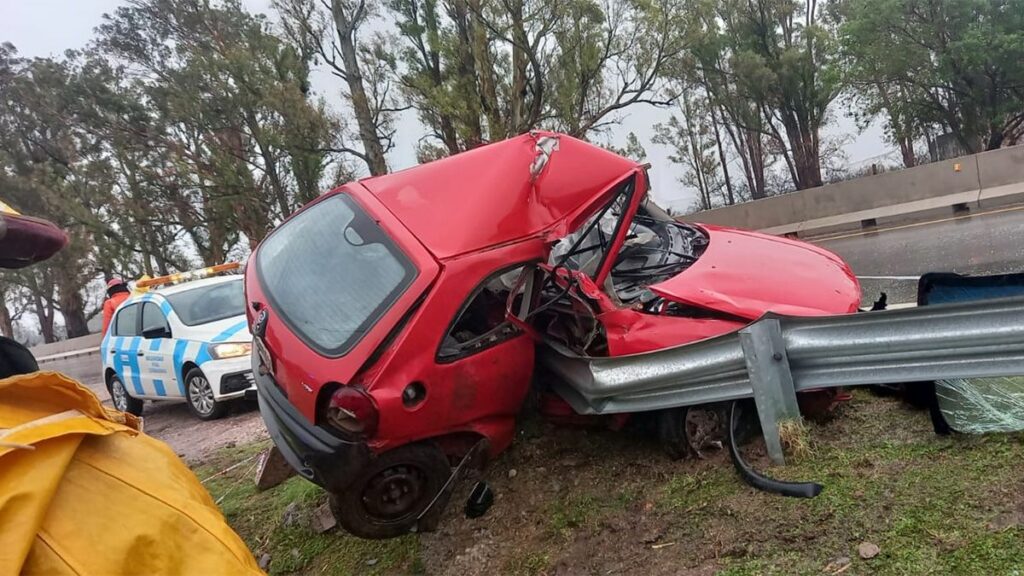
114 304 140 337
437 265 528 362
141 302 171 336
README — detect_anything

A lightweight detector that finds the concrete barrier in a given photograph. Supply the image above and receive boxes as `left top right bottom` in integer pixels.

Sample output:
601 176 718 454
30 333 103 362
683 146 1024 236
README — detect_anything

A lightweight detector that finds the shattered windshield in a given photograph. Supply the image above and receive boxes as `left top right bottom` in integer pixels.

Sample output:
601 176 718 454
922 272 1024 434
610 198 709 302
934 377 1024 434
549 179 708 304
549 186 631 278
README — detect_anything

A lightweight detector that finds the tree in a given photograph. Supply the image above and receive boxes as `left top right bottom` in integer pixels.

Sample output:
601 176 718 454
0 46 110 339
653 92 728 211
385 0 690 158
546 0 691 137
385 0 553 155
276 0 395 175
2 1 341 339
658 9 770 203
719 0 842 190
97 0 340 250
0 282 26 339
838 0 1024 154
606 131 647 161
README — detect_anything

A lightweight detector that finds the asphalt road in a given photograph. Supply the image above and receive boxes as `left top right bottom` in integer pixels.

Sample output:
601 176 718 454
813 203 1024 305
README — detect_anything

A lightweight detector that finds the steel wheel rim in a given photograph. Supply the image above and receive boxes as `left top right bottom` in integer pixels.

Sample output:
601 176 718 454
362 465 427 521
111 379 128 411
189 375 215 415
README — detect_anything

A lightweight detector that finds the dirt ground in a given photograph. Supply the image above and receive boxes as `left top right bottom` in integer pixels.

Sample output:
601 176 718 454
194 390 1024 575
142 400 268 462
37 357 268 462
81 373 266 462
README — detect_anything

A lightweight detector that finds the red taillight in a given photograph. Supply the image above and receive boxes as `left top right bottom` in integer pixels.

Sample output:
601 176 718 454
326 386 379 437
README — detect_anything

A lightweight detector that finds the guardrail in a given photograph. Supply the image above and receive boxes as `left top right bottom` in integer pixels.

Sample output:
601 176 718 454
34 347 101 364
540 295 1024 463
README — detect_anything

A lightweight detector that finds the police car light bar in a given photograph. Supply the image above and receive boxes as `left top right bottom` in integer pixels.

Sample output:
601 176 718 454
135 262 242 289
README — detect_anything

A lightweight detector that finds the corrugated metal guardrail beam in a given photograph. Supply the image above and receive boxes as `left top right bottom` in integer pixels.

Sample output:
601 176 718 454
540 293 1024 463
540 295 1024 463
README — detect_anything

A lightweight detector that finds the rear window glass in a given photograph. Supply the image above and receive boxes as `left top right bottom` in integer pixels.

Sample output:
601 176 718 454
256 194 416 356
165 279 245 326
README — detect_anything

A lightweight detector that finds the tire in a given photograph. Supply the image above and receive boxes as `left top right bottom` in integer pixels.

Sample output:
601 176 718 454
330 443 452 539
185 367 227 420
109 374 144 416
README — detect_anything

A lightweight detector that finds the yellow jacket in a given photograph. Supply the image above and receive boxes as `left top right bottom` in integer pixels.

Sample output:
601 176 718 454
0 372 263 575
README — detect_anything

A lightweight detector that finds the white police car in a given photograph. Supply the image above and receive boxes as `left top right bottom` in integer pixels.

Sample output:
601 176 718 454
101 273 254 420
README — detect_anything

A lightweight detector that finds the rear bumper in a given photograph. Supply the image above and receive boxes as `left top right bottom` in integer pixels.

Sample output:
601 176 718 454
252 354 370 492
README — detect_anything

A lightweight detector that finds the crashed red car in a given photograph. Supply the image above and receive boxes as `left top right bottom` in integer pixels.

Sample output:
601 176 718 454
244 132 860 538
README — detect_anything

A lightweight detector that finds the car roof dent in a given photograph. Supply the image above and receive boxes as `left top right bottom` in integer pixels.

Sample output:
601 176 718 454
359 131 640 260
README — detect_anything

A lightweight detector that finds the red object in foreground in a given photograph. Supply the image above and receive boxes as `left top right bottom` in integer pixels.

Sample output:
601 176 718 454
0 212 68 269
244 131 861 538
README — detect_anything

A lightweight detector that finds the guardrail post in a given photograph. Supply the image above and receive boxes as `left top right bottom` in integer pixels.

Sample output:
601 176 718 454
739 318 801 465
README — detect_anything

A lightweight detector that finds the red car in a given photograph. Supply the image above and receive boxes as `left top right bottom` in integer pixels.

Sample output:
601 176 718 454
245 132 860 538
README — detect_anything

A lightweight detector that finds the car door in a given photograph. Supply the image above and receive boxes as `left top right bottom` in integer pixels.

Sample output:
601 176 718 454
433 265 537 422
138 301 177 398
110 303 145 397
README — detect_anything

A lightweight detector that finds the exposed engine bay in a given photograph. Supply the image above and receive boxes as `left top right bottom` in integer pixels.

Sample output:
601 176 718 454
440 184 714 359
529 183 713 356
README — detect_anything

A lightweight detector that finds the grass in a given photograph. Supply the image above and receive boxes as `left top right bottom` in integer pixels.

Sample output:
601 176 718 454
193 391 1024 575
548 493 599 537
503 551 550 576
711 393 1024 575
659 463 741 508
778 417 812 461
192 441 421 575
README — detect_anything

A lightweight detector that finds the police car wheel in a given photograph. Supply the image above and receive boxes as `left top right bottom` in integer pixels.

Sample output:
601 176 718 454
109 374 143 416
185 368 227 421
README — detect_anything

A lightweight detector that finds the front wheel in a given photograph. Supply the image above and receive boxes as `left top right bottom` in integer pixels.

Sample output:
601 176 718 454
185 368 227 420
657 403 729 459
330 443 452 539
109 374 144 416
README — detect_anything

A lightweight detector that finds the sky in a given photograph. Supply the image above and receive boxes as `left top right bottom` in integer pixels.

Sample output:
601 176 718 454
0 0 894 213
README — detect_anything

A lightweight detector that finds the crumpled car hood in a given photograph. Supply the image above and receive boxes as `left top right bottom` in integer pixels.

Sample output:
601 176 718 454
649 225 861 320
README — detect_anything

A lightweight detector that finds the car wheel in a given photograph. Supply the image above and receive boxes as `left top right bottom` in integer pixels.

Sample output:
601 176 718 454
185 367 227 420
330 443 452 539
657 404 729 460
109 374 144 416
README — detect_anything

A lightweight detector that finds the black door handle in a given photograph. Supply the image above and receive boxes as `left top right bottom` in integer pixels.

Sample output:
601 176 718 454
109 350 116 355
137 352 145 356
